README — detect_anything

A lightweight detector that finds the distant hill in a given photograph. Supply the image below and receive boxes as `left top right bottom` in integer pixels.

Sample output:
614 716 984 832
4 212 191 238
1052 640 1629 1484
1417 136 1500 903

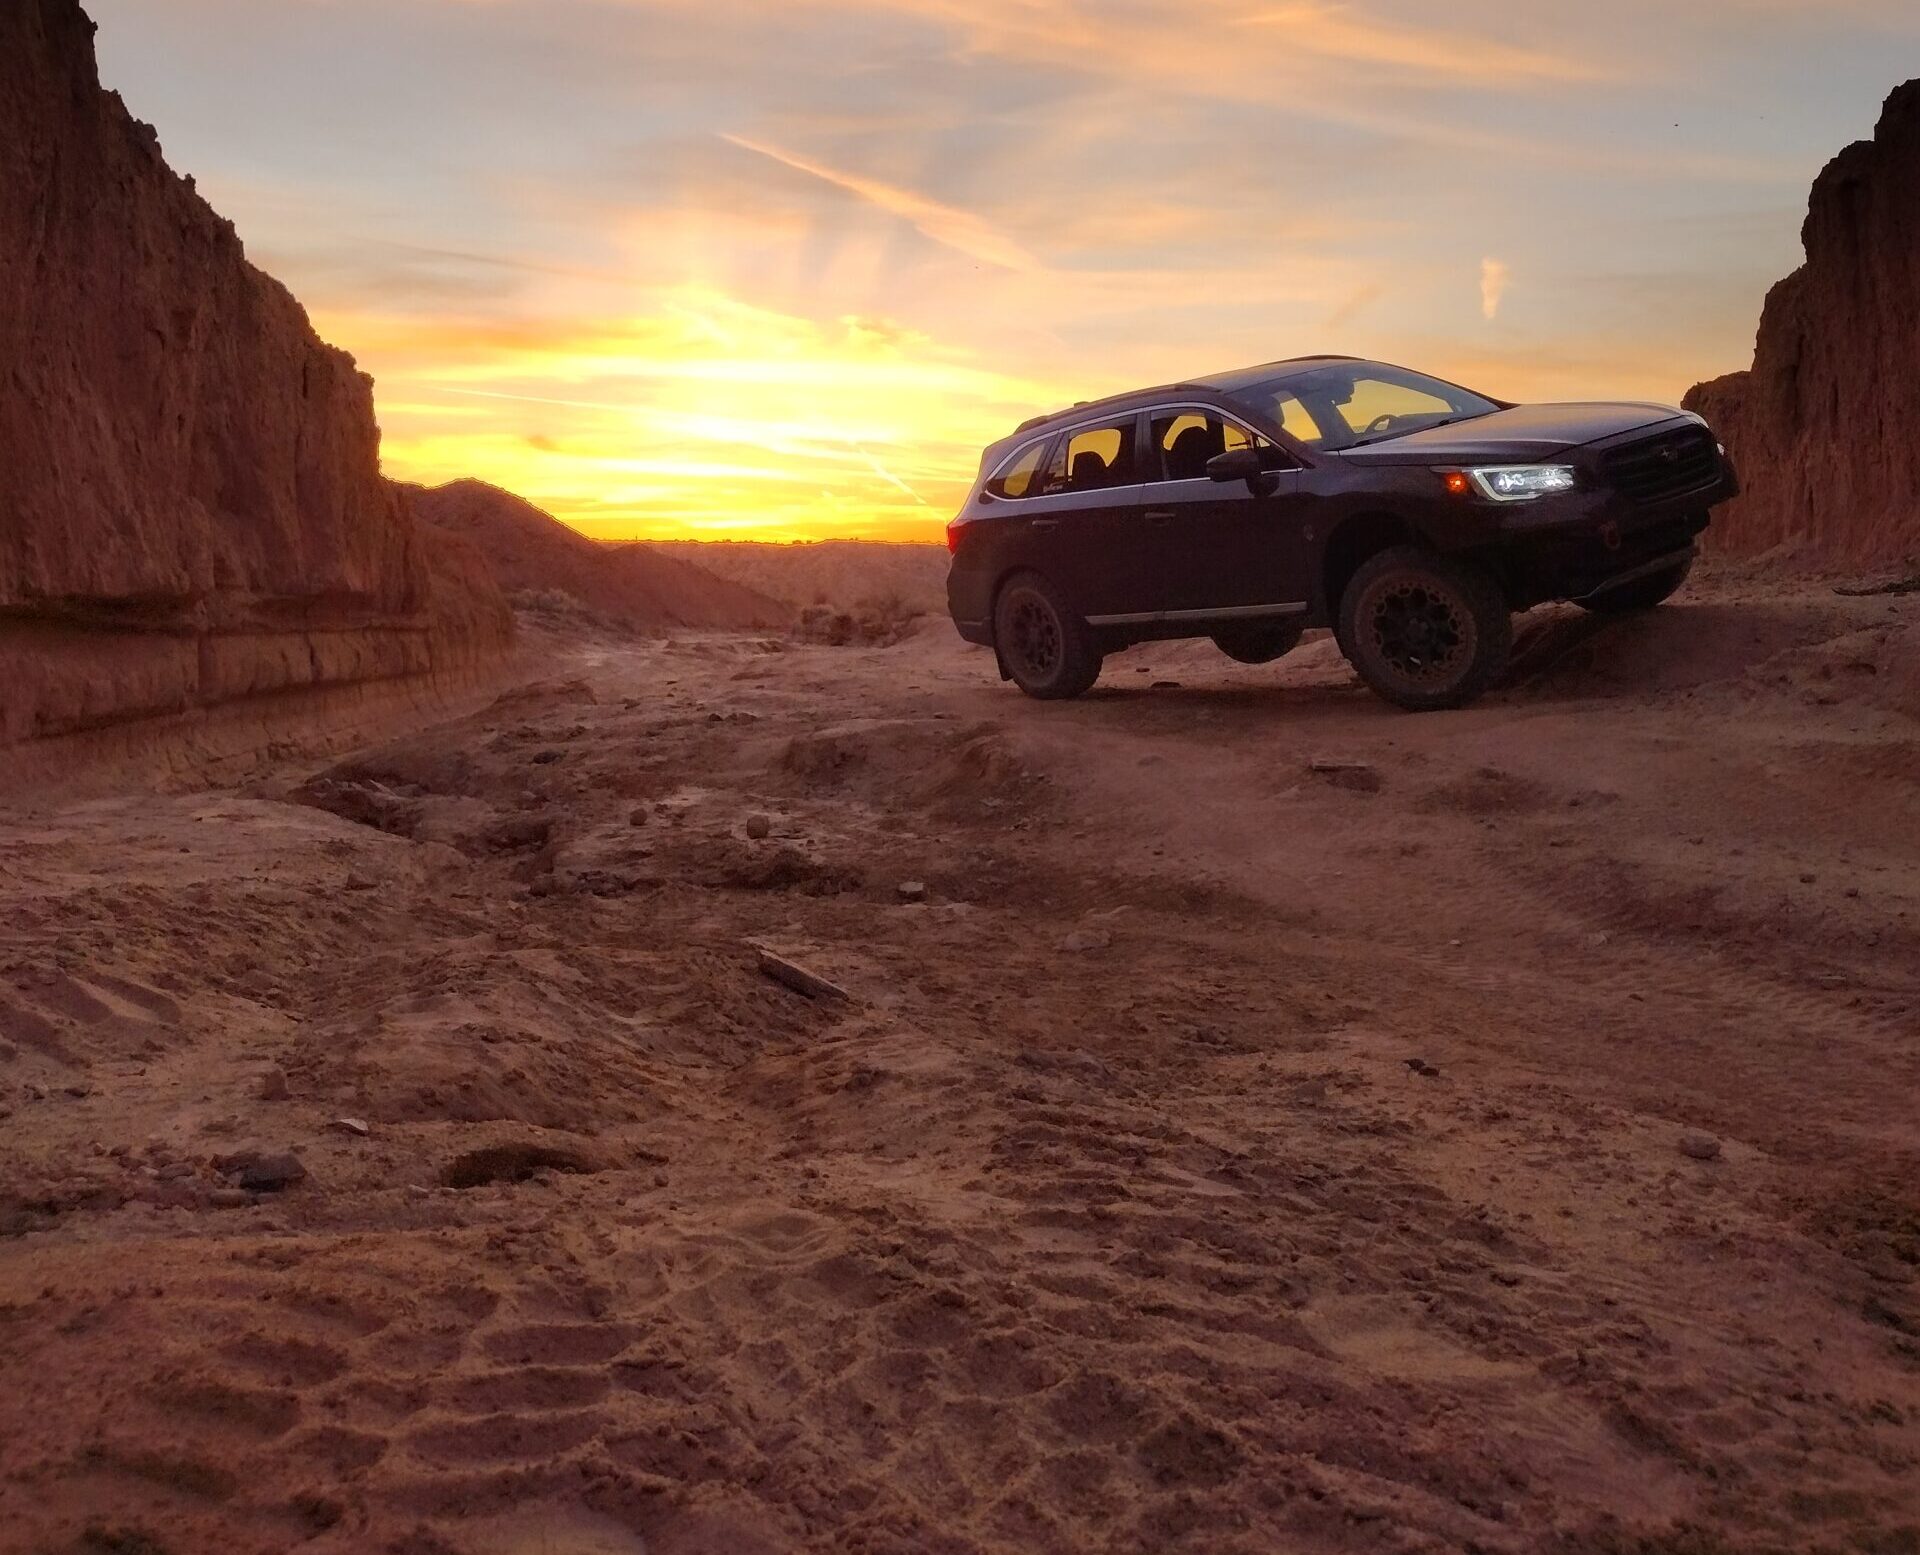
407 481 791 633
648 539 950 615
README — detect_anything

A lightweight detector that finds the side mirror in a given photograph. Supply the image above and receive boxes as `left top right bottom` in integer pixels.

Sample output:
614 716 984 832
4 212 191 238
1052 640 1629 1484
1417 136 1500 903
1206 448 1263 483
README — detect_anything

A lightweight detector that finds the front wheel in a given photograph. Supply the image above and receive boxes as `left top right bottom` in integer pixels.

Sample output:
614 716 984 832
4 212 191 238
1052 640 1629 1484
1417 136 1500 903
1578 554 1693 614
1211 619 1306 665
993 572 1102 700
1338 546 1511 711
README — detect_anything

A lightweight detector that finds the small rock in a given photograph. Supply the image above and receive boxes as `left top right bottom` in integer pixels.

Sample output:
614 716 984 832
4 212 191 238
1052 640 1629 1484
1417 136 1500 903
234 1151 307 1192
1150 680 1182 690
63 1084 91 1099
1058 929 1111 954
258 1067 290 1102
332 1117 371 1137
531 748 564 765
156 1160 196 1181
744 813 773 840
345 874 376 892
208 1188 252 1209
628 807 649 826
896 881 928 903
1679 1133 1723 1162
1404 1058 1440 1078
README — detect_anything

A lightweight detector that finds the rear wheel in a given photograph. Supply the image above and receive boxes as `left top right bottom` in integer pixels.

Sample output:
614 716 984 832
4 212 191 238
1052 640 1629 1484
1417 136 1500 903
993 572 1102 700
1211 619 1306 665
1338 546 1510 711
1578 554 1693 614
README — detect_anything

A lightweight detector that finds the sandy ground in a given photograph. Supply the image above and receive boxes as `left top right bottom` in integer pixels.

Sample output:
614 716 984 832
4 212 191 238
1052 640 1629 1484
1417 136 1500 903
2 570 1918 1555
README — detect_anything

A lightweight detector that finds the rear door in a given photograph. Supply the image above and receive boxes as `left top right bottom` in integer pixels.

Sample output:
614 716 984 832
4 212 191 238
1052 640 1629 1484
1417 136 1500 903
1135 406 1311 616
1008 415 1150 619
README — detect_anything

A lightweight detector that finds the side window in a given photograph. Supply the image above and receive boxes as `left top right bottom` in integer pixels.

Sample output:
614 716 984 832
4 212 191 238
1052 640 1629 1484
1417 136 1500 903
986 438 1049 500
1150 411 1259 482
1039 421 1137 494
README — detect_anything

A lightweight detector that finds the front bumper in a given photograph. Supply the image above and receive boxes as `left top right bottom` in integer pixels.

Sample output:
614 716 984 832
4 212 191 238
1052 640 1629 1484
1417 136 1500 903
1483 451 1733 608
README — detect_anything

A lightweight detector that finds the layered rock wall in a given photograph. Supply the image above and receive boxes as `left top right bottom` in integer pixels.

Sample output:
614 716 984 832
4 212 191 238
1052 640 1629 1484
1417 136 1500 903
0 0 511 770
1685 81 1920 568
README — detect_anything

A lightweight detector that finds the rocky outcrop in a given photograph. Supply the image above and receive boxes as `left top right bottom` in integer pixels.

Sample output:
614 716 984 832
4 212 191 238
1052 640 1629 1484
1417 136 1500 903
1685 80 1920 568
0 0 511 772
410 481 792 633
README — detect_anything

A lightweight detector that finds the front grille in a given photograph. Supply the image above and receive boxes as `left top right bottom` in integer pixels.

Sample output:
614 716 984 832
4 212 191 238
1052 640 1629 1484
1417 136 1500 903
1600 426 1721 507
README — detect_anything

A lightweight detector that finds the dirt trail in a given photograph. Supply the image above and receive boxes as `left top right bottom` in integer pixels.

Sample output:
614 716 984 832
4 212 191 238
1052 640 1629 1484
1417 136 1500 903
2 571 1917 1554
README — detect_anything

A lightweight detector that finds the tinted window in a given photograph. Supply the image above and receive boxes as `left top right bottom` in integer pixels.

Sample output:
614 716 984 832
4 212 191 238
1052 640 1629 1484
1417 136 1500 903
1270 392 1324 446
1040 420 1137 494
1230 362 1496 451
1149 411 1255 482
986 438 1049 499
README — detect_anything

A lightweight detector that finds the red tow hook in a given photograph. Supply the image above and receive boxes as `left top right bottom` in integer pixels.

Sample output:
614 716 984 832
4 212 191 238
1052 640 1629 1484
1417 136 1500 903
1599 520 1622 551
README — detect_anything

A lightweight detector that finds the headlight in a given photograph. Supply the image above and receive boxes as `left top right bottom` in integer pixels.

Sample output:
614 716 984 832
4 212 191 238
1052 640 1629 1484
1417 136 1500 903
1463 465 1577 502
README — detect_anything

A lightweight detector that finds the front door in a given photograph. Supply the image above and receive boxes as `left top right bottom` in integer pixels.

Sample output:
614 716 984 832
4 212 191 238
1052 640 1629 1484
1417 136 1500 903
1133 408 1311 618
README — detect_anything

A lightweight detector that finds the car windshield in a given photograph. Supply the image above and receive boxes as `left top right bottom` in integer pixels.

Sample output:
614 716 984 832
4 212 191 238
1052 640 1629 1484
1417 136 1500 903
1229 363 1500 452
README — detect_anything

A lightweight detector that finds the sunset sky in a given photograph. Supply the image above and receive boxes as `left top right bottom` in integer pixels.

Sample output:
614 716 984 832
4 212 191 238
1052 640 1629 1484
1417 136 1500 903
91 0 1918 542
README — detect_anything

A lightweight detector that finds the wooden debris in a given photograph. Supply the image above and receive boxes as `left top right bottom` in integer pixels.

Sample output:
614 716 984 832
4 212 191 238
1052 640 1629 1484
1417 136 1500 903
756 947 850 1002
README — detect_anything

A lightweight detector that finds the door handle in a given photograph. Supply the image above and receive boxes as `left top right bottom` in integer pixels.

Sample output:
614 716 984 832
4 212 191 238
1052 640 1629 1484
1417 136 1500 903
1145 510 1175 526
1030 518 1059 532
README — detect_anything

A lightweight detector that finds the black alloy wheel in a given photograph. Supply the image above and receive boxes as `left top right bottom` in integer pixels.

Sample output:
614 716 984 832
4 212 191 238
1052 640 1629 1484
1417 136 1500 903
1338 546 1511 711
992 573 1102 700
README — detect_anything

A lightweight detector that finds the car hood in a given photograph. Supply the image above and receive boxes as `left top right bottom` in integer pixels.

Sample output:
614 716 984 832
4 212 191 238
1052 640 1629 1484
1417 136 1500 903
1331 402 1696 466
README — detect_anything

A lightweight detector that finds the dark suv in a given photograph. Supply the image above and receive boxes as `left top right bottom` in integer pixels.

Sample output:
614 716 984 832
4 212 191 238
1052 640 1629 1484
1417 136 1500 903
945 356 1738 710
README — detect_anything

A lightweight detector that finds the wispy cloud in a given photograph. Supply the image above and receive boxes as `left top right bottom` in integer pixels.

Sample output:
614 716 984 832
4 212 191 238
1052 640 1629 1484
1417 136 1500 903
1237 3 1607 84
1481 258 1512 321
720 133 1038 272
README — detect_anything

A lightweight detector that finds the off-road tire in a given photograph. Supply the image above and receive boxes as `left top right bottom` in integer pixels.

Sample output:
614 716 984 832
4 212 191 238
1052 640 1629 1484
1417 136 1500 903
1338 545 1511 711
993 572 1102 700
1577 554 1693 614
1211 619 1306 665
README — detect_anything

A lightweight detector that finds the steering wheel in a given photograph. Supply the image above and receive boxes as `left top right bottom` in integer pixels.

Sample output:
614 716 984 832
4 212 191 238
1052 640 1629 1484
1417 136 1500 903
1361 413 1400 437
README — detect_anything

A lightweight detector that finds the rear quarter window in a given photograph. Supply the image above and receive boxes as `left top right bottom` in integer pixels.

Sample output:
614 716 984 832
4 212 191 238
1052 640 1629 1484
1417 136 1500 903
985 438 1050 499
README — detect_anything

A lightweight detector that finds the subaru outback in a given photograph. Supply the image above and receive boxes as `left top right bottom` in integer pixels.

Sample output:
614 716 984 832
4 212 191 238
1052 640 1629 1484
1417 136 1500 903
944 356 1738 710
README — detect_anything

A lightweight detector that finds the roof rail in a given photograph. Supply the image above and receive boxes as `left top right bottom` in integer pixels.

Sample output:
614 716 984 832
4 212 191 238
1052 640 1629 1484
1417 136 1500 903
1008 380 1229 438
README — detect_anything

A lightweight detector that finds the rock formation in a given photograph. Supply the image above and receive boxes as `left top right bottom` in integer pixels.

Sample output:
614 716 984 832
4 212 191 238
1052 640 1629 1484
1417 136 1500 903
409 481 791 633
1686 80 1920 568
0 0 511 773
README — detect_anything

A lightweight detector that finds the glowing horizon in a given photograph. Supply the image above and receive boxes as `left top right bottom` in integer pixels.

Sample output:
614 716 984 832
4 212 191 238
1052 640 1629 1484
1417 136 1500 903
88 0 1920 542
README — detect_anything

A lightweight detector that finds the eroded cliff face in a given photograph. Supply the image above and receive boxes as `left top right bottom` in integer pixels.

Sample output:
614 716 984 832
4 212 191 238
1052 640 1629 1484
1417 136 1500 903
1686 80 1920 568
0 0 510 766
